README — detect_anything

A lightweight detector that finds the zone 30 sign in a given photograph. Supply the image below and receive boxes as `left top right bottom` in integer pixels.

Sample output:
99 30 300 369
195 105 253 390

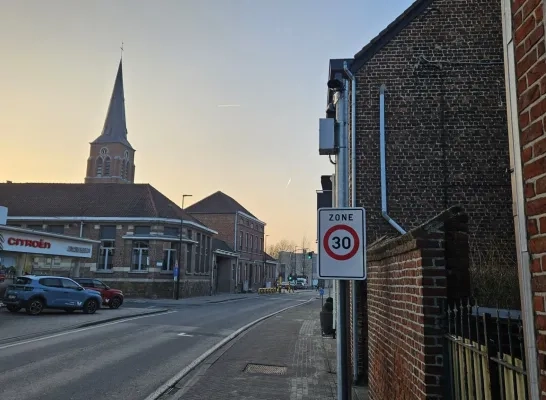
317 207 366 280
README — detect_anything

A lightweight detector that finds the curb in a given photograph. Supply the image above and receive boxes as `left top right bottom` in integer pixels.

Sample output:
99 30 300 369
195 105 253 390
0 308 170 346
144 298 316 400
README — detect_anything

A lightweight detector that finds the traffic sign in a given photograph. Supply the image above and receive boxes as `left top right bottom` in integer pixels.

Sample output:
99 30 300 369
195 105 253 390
318 207 366 280
319 288 325 296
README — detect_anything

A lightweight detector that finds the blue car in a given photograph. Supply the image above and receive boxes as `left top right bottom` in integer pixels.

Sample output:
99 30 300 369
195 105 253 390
2 275 103 315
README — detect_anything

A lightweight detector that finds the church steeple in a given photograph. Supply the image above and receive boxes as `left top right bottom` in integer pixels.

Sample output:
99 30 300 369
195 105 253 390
85 59 136 184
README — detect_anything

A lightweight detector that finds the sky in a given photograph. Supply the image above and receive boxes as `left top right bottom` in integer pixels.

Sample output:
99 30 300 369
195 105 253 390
0 0 414 250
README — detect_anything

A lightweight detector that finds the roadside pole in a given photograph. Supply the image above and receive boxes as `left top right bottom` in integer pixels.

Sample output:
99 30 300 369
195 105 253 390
318 76 367 400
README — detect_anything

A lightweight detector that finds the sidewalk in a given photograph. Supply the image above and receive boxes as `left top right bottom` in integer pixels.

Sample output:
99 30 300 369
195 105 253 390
175 299 337 400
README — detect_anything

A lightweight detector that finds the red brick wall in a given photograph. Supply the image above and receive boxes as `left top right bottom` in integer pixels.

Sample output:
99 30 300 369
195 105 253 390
366 208 469 399
190 213 236 249
512 0 546 394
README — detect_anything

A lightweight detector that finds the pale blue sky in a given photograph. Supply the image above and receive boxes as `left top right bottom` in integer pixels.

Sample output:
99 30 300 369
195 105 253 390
0 0 414 247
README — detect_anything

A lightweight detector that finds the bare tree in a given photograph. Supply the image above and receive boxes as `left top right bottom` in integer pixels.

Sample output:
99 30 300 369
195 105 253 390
267 239 297 259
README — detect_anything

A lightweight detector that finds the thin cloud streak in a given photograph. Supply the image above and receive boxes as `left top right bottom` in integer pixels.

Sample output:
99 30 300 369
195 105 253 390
217 104 241 108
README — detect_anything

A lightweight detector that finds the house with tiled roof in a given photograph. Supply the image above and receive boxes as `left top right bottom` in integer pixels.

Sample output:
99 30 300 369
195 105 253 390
0 59 217 299
187 191 274 292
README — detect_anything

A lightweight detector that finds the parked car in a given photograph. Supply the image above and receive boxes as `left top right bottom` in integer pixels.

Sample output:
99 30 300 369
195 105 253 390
73 278 124 309
2 275 102 315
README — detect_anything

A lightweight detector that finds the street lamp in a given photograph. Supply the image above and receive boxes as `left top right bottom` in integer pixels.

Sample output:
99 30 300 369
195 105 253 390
175 194 192 300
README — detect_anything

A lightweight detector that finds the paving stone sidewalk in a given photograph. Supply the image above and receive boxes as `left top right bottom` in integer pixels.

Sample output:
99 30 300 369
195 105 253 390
178 299 337 400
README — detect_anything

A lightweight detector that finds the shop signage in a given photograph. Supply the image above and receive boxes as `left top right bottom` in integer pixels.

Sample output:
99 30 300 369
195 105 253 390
0 230 94 259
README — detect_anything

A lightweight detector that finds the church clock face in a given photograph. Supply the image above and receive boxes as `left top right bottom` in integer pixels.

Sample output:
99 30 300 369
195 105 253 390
100 147 108 155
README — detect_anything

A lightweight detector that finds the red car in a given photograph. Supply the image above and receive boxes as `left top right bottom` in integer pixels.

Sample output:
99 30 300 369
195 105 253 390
73 278 124 309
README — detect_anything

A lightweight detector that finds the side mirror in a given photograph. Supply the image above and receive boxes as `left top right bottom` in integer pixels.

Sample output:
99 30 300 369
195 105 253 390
77 286 84 291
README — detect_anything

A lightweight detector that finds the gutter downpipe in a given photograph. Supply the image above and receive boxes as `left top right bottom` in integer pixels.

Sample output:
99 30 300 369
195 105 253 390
501 1 539 398
234 212 239 293
344 61 359 384
380 85 406 235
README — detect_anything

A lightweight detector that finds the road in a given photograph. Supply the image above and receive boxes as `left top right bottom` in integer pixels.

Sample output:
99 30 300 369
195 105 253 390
0 292 316 400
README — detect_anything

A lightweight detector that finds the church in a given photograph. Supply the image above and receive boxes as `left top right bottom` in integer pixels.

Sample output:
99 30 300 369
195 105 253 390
0 59 217 298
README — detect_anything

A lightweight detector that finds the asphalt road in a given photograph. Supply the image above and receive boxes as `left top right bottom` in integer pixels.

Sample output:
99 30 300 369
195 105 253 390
0 293 316 400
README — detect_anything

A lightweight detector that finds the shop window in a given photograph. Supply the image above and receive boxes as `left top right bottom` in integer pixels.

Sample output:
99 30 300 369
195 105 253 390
163 243 178 271
134 226 151 236
47 225 64 234
132 240 149 271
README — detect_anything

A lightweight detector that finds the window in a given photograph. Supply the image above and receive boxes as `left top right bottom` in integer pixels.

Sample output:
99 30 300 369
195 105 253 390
164 227 179 237
39 278 62 287
260 238 263 252
47 225 64 234
196 233 201 273
120 162 125 179
76 278 93 287
200 235 206 273
99 225 116 270
96 157 103 176
134 226 151 236
92 279 108 290
239 232 243 250
163 245 177 271
204 236 210 273
132 240 149 271
104 157 111 176
124 161 130 180
186 243 193 273
186 230 193 273
245 233 249 250
61 278 81 290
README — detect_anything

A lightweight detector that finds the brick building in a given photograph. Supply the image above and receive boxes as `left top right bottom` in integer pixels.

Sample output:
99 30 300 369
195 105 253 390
0 183 216 298
324 0 517 388
186 191 275 292
503 0 546 397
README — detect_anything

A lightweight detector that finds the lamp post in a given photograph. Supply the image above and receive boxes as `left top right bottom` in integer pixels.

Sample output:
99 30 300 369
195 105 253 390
175 194 192 300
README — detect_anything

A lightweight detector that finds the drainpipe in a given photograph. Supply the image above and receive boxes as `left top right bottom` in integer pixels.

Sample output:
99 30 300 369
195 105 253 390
234 212 238 293
79 221 83 238
379 85 406 234
501 1 539 398
344 61 359 384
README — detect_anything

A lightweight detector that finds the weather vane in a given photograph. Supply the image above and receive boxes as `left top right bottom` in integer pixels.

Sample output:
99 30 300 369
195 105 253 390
120 42 124 59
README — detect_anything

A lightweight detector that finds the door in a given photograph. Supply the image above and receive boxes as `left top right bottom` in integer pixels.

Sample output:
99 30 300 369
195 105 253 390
38 278 65 307
60 278 87 308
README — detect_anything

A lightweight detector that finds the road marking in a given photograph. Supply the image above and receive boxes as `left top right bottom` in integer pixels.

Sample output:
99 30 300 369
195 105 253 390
143 298 315 400
0 310 177 351
177 333 194 337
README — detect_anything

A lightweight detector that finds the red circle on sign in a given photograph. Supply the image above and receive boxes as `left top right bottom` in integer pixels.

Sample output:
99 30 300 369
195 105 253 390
323 224 360 261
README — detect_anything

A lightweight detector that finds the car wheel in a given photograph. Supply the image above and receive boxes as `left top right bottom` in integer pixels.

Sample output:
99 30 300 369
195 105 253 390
6 305 21 313
26 298 44 315
108 297 122 309
83 299 98 314
64 309 75 313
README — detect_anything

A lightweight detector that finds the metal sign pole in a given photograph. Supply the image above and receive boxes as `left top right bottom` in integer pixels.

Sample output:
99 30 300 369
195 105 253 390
334 79 350 400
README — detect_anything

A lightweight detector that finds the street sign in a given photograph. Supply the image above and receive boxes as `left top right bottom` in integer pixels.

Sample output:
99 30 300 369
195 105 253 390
317 207 366 280
173 265 179 282
319 288 325 296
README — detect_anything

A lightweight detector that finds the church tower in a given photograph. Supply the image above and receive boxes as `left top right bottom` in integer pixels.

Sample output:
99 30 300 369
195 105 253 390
85 59 136 184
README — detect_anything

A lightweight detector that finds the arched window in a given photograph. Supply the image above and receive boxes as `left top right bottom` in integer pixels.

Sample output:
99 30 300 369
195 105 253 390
104 157 111 176
124 161 130 180
120 161 125 180
96 157 103 177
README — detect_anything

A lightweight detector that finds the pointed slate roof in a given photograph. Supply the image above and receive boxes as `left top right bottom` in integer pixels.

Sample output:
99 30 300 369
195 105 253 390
91 60 134 150
186 191 258 219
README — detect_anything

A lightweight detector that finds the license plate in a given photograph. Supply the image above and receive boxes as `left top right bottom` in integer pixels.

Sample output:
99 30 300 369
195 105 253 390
7 295 15 299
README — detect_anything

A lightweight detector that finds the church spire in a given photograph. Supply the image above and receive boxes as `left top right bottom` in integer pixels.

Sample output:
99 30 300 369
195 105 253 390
91 59 133 149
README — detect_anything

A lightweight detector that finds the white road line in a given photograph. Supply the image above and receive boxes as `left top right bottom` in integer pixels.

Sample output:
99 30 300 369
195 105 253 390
143 298 315 400
0 310 177 351
177 333 194 337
